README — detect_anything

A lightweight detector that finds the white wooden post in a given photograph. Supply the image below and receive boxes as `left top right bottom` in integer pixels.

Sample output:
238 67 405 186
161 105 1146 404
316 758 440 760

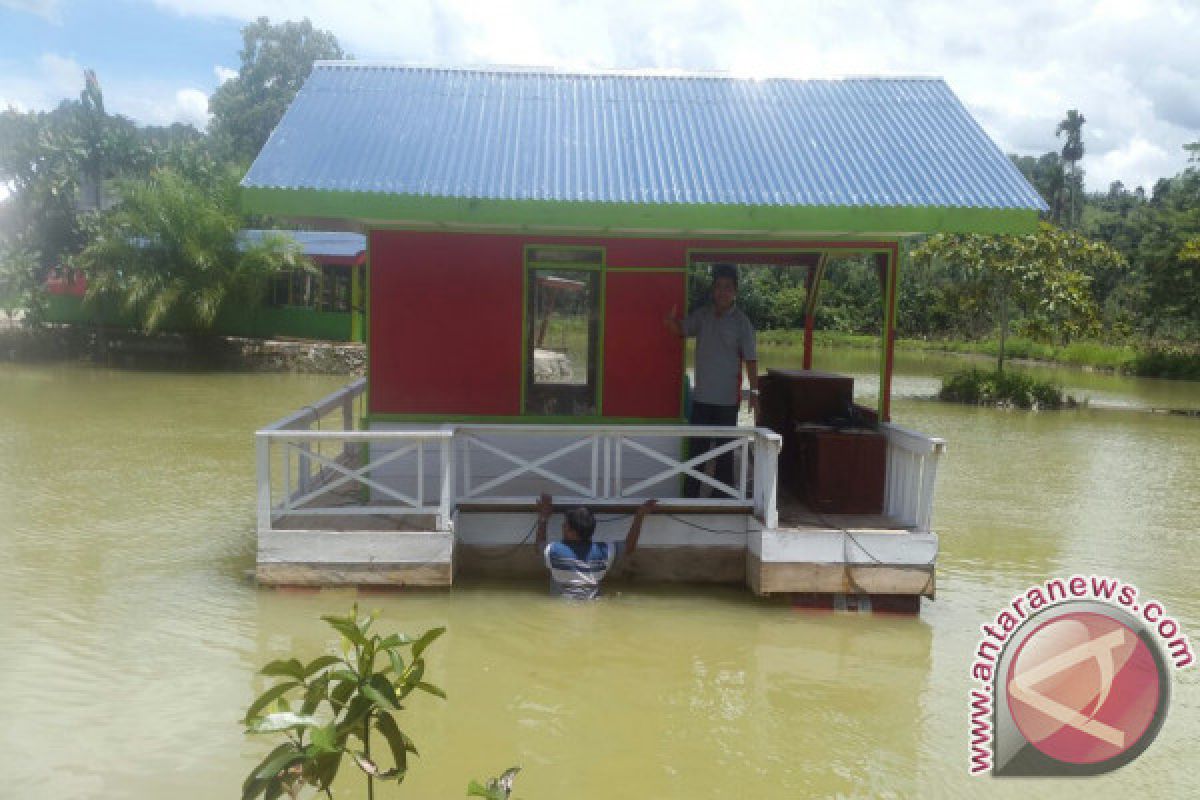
439 432 456 530
738 436 750 500
341 394 356 462
917 442 946 533
603 434 613 498
256 433 272 532
298 440 312 493
753 430 781 528
416 440 425 512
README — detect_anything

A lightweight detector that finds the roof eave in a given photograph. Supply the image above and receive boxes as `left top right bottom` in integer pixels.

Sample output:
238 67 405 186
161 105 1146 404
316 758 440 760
240 187 1042 237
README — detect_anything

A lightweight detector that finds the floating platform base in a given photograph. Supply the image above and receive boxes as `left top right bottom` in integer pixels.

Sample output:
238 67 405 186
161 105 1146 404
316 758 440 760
255 509 937 602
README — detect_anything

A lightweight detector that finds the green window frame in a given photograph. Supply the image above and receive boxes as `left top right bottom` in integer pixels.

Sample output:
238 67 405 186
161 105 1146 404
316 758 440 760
521 246 606 417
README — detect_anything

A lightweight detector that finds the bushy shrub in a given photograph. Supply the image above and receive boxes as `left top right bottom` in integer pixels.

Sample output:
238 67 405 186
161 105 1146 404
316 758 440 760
939 368 1073 410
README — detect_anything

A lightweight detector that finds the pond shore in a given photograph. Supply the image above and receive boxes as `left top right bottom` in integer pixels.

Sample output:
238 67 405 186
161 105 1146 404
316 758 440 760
758 329 1200 380
0 325 365 374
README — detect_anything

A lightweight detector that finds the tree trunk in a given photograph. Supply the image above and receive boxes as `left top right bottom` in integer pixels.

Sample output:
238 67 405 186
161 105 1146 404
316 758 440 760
997 289 1008 374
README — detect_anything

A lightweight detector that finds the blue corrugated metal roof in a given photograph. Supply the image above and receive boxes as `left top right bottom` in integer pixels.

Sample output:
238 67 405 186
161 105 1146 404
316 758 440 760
238 229 366 258
244 64 1047 212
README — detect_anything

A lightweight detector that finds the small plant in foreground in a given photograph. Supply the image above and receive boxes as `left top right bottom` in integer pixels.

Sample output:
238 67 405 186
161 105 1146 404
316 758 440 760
241 605 445 800
468 766 522 799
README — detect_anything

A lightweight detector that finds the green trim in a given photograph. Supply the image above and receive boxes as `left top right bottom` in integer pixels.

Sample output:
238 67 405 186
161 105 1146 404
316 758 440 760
365 233 372 411
243 187 1041 236
608 266 687 273
366 413 685 425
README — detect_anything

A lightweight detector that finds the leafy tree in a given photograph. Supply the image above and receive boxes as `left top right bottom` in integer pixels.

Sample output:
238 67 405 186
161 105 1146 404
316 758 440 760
209 17 345 164
241 606 446 800
0 244 45 325
1010 152 1067 223
1056 110 1086 228
78 167 307 332
911 223 1123 371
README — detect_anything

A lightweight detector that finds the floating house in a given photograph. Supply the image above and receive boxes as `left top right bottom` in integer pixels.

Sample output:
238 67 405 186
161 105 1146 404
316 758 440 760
246 64 1046 605
44 230 367 342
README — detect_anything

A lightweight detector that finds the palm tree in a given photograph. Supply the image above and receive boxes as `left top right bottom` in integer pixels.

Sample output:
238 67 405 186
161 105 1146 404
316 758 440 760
1056 110 1086 228
79 167 308 332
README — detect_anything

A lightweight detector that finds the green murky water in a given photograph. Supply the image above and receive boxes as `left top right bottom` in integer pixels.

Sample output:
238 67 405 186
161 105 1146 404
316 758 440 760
1 352 1197 798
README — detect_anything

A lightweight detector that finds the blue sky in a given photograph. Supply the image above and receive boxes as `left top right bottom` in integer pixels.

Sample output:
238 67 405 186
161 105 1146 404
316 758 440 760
2 0 1198 194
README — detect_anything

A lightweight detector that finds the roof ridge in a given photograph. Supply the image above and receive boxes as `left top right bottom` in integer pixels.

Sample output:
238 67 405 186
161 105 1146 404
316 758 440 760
311 61 945 82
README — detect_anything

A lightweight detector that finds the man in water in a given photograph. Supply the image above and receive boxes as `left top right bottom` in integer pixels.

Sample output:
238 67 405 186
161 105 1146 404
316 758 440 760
664 263 758 497
534 493 656 599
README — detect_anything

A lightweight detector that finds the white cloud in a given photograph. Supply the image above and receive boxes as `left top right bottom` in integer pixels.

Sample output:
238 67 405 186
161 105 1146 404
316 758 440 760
0 52 85 111
214 65 237 84
0 51 210 131
0 0 63 24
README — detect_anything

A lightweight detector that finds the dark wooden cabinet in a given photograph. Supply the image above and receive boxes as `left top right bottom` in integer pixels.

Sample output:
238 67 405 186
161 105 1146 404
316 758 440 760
759 369 886 515
794 428 886 514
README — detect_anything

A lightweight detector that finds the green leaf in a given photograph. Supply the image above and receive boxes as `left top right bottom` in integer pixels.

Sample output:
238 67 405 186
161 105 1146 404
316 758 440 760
307 749 343 792
301 678 328 715
243 743 293 800
411 626 446 660
337 694 373 732
254 746 304 781
416 680 447 699
329 677 356 712
260 659 306 681
466 779 505 800
248 712 322 734
242 680 301 723
324 616 368 647
304 654 341 678
374 711 410 775
386 648 405 677
309 723 339 754
399 659 425 695
361 682 399 712
329 669 360 685
378 633 414 649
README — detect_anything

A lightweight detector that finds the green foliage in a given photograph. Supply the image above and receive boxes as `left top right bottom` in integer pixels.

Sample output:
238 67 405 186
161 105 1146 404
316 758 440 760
209 17 345 163
1129 343 1200 380
241 605 446 800
939 368 1072 410
78 168 308 332
0 244 46 325
911 223 1123 369
467 767 522 800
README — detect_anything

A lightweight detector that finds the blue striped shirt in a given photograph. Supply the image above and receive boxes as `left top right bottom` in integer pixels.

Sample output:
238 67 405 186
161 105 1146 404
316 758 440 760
543 541 622 599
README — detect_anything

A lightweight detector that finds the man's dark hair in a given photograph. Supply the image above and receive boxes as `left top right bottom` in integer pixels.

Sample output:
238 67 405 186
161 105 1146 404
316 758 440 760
711 263 738 288
564 507 596 541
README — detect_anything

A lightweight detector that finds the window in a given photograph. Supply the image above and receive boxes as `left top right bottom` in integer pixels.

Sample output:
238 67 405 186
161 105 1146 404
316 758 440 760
524 248 603 416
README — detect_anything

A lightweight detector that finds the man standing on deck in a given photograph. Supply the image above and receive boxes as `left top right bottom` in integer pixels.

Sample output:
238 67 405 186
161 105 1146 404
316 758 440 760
535 493 656 599
664 263 759 498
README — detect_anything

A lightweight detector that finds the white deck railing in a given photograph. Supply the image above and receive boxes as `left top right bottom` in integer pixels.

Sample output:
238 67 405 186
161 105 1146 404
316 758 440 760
879 422 947 533
256 380 783 532
256 381 945 535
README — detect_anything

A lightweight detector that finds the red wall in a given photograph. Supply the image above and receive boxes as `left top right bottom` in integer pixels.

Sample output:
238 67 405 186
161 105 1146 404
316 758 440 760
369 230 525 415
602 270 685 418
368 230 893 418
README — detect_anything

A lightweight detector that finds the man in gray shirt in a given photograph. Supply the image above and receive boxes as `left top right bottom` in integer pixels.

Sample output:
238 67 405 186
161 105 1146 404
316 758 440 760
665 264 758 497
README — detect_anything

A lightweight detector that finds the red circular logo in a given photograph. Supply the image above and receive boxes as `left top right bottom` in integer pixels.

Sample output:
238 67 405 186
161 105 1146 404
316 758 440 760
1006 611 1162 765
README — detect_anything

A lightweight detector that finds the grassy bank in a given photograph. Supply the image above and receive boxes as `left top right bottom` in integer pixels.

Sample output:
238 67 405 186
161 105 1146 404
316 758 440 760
756 329 1200 379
